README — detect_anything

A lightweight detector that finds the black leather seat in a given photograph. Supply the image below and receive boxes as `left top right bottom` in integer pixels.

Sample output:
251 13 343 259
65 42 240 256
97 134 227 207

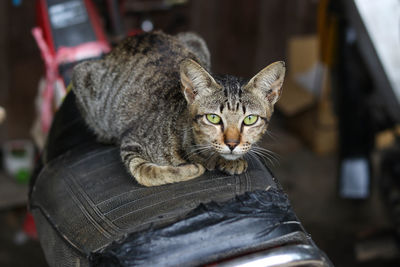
29 92 332 266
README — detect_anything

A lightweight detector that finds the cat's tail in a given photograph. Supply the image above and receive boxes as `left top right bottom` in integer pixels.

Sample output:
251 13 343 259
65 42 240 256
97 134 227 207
128 157 205 186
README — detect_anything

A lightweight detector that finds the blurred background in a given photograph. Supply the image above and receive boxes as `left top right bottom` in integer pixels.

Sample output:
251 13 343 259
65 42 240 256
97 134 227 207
0 0 400 266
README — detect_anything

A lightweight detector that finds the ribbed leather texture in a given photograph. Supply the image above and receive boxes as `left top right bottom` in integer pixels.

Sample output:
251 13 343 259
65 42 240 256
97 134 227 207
31 142 277 255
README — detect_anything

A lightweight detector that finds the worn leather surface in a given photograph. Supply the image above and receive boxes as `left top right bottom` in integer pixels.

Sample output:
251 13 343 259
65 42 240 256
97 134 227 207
30 92 280 256
90 189 304 267
31 141 279 254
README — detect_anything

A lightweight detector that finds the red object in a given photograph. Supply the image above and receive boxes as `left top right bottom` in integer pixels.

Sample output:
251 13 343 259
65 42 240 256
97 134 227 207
35 0 109 56
33 0 111 133
23 212 38 239
35 0 56 57
32 27 110 132
127 29 143 36
84 0 110 44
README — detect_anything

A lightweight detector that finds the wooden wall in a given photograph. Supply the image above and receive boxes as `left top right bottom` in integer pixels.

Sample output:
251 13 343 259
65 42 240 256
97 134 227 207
189 0 318 77
0 1 42 141
0 0 317 141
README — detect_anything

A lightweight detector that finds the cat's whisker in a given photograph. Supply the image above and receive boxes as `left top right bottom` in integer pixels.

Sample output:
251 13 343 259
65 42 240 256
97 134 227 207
184 126 195 133
265 130 279 142
250 152 270 168
204 150 217 163
250 150 275 167
185 149 207 159
252 145 281 160
252 149 280 163
244 153 258 169
189 144 210 148
249 146 280 167
192 146 213 153
187 143 211 149
252 151 280 167
259 152 277 168
247 151 271 168
185 145 213 160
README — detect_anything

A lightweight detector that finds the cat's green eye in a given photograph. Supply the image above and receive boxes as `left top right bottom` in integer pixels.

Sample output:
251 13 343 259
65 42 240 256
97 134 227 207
243 115 258 125
206 114 221 124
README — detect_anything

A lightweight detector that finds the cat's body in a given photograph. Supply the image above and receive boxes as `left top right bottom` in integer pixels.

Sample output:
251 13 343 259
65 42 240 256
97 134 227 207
72 31 285 186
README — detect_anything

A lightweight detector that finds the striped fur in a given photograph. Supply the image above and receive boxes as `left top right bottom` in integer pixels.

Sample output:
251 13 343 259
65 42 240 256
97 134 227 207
72 31 285 186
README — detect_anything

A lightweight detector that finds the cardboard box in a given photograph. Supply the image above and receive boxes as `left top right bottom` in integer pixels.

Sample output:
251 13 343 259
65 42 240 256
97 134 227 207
287 99 338 155
375 125 400 149
277 35 338 155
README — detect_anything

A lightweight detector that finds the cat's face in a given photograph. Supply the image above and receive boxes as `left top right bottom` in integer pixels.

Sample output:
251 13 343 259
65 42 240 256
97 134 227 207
180 59 285 161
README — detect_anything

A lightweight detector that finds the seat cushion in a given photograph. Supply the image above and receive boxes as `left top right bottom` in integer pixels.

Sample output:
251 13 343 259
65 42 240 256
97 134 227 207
30 141 278 256
30 91 308 266
90 189 306 267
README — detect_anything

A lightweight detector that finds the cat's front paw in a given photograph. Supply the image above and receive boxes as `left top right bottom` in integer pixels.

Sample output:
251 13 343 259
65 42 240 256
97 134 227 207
218 158 248 175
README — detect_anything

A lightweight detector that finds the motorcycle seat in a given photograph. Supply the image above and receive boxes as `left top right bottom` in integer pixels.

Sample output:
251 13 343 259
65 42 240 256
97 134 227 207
29 93 329 266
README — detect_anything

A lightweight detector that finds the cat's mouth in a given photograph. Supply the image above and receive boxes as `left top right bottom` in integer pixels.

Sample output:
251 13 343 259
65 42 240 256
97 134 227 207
220 153 243 160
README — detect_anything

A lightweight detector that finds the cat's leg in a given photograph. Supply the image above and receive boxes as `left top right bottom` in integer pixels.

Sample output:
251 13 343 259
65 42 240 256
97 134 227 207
217 158 248 175
120 141 205 186
129 159 205 186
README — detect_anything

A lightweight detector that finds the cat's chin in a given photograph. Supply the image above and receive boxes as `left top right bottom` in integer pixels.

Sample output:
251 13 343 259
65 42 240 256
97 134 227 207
220 153 242 161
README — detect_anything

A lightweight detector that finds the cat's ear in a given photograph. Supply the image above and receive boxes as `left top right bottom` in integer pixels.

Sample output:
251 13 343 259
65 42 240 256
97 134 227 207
180 59 217 105
245 61 286 105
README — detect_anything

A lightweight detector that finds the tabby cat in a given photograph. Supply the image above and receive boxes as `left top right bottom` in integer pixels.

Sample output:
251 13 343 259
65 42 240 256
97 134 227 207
72 31 285 186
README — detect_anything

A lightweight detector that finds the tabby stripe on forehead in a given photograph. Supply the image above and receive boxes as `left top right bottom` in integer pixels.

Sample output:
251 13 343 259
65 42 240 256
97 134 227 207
242 105 246 114
220 103 224 113
236 102 239 111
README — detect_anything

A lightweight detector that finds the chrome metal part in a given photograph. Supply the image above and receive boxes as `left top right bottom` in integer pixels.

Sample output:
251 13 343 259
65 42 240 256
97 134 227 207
217 244 334 267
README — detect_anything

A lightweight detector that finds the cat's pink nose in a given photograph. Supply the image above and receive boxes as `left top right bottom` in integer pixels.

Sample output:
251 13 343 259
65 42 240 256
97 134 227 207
224 127 240 151
226 140 239 151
